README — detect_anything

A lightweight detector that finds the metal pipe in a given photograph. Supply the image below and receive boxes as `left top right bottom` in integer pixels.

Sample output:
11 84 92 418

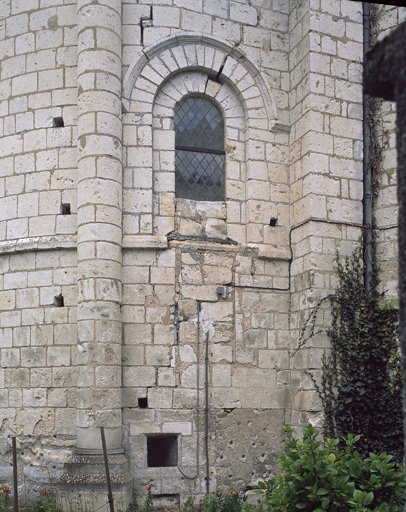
100 427 115 512
204 331 210 495
363 2 373 292
12 438 18 512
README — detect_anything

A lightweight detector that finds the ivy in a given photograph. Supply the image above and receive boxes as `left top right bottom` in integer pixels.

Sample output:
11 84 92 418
301 247 403 463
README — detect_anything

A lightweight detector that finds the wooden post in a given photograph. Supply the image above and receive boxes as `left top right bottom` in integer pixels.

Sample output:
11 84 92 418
100 427 115 512
12 437 18 512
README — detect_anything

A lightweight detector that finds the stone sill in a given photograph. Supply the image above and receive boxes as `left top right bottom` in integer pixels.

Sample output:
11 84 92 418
122 235 168 249
249 244 291 261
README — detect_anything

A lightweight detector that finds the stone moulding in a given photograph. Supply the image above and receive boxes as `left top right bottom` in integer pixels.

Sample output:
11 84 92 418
122 32 278 129
0 235 77 254
0 236 292 260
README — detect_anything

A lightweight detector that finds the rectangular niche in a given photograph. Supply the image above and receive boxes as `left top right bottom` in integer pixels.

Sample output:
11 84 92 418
147 435 178 467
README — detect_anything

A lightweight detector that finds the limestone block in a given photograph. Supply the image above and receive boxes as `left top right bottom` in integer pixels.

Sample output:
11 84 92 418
95 366 121 387
154 171 175 192
252 312 273 329
261 388 290 409
258 349 289 370
31 368 51 387
212 364 231 387
123 284 151 305
145 306 170 324
0 290 15 310
122 305 145 323
230 2 257 25
23 388 47 407
1 348 20 367
154 324 175 345
130 423 160 436
15 407 54 436
245 329 267 349
2 55 26 80
146 346 171 366
47 388 67 408
123 366 156 387
162 421 191 435
181 10 212 32
7 218 28 239
173 388 205 408
13 327 31 348
158 368 176 387
4 368 29 387
148 387 173 408
124 189 153 214
205 218 227 239
151 267 175 285
47 346 71 367
327 197 362 224
31 325 54 346
55 408 76 435
209 387 241 408
4 271 28 290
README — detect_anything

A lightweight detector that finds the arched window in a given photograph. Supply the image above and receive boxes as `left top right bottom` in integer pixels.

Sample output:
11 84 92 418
174 97 225 201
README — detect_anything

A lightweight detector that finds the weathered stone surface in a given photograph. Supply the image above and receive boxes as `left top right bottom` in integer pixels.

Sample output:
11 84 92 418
0 0 404 507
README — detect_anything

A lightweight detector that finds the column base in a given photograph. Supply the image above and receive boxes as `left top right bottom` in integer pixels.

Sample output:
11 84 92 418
60 452 133 512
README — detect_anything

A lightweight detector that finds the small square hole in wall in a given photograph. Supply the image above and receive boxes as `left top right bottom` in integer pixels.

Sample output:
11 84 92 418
138 397 148 409
269 217 278 226
61 203 71 215
53 117 64 127
53 294 64 307
147 435 178 467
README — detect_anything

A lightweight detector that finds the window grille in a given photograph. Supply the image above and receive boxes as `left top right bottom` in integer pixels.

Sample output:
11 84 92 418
174 97 225 201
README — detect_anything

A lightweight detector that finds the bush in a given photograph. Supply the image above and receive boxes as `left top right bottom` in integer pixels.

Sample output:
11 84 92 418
299 248 403 463
253 425 405 512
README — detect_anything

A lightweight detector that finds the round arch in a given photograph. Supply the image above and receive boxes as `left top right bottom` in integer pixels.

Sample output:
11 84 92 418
122 32 278 130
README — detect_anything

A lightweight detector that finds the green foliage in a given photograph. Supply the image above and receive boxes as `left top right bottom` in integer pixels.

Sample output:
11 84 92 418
302 248 403 462
32 494 63 512
0 487 63 512
201 491 246 512
0 487 13 512
253 424 405 512
137 485 154 512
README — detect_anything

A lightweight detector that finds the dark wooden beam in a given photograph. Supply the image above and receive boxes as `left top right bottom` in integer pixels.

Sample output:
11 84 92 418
348 0 406 6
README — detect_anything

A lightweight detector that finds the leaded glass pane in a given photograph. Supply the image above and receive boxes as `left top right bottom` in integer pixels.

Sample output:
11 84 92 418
174 97 225 201
176 150 225 201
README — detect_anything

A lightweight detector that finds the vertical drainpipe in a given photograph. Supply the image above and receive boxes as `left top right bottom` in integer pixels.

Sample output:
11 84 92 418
363 2 373 293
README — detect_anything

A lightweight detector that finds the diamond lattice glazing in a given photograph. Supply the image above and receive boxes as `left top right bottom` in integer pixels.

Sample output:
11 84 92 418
174 97 225 200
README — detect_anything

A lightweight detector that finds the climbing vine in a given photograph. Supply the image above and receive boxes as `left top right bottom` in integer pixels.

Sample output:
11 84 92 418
300 248 403 463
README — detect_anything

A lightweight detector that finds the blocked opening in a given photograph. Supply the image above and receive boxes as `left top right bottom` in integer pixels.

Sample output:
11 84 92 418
147 435 178 467
53 294 64 307
269 217 278 226
61 203 71 215
53 117 64 127
138 397 148 409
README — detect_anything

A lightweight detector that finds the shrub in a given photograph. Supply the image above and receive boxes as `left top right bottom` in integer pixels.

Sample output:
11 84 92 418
300 248 403 463
253 425 405 512
201 491 246 512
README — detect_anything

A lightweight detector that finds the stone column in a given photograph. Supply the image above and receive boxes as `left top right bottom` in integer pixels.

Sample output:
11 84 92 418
76 0 123 452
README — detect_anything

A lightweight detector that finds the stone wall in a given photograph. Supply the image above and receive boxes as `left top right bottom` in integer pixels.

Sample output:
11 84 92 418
0 0 404 508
